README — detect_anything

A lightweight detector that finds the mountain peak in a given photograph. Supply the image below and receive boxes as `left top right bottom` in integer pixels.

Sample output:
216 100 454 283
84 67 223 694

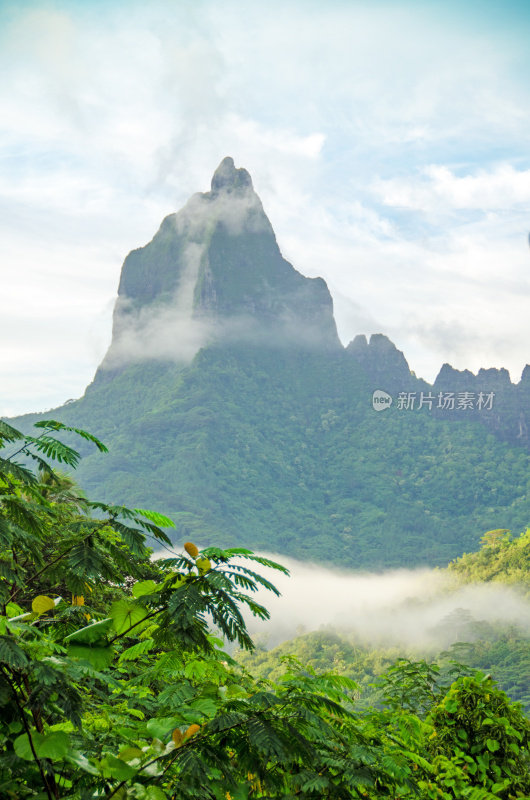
99 158 340 373
346 333 416 390
211 156 253 196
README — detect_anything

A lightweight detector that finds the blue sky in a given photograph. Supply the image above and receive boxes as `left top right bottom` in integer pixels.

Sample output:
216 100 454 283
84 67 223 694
1 0 530 414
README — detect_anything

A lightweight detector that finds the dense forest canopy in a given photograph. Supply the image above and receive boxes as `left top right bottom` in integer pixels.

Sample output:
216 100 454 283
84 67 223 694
15 344 530 572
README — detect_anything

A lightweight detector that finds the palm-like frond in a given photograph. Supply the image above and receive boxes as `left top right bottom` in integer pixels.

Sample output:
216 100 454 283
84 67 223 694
0 457 37 485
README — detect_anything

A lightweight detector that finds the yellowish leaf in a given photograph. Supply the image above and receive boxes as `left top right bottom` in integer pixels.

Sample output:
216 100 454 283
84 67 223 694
172 728 183 747
72 595 85 606
31 595 55 615
184 723 200 740
196 557 212 575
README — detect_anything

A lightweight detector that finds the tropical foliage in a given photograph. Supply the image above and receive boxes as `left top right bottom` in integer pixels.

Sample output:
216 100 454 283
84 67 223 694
448 527 530 592
1 420 529 799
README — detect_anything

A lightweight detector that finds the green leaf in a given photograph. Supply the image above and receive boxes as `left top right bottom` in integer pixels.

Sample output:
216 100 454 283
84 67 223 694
67 643 114 670
134 508 175 528
64 618 113 644
132 580 158 598
0 636 29 669
118 746 144 764
14 733 39 761
110 522 146 557
0 420 24 444
66 750 99 775
486 738 500 752
301 775 329 792
0 457 37 485
190 697 219 718
118 638 155 663
23 435 81 467
144 788 168 800
37 731 70 761
110 599 149 636
14 731 70 762
5 602 24 617
100 754 137 780
146 716 180 741
67 539 108 578
33 420 108 452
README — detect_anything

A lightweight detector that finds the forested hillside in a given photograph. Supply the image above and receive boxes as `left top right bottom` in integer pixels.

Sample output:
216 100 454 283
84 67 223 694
14 340 530 570
448 527 530 591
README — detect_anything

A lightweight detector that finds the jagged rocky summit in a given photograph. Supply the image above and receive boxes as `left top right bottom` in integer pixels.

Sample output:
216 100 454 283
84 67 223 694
100 157 340 376
346 334 421 393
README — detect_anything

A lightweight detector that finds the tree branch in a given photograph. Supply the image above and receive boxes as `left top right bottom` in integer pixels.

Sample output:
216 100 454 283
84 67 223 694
0 665 56 800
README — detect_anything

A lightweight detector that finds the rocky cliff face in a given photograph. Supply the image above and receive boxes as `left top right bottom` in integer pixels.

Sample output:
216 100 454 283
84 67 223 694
432 363 529 447
346 333 420 392
345 338 530 449
99 157 340 375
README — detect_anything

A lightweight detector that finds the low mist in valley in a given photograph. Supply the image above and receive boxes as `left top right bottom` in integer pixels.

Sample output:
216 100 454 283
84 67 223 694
233 553 530 651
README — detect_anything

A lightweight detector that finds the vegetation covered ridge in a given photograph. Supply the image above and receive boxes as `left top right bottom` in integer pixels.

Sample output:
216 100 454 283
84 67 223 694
11 343 530 571
447 527 530 591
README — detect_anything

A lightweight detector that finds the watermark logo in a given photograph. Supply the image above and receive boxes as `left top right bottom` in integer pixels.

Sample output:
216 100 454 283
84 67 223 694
371 389 495 412
372 389 393 412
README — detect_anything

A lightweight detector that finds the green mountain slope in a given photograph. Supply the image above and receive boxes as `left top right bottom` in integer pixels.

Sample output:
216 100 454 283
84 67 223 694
14 342 530 569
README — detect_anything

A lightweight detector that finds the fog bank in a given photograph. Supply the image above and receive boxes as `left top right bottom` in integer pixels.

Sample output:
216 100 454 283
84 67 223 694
237 554 530 649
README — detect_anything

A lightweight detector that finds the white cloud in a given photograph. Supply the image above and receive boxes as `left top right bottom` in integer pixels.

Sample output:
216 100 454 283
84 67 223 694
374 164 530 212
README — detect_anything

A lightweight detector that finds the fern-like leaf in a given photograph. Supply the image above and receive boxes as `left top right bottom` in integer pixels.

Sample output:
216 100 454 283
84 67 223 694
33 420 108 452
0 635 29 669
23 436 81 467
0 458 37 485
133 508 175 528
111 521 147 555
0 420 24 445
